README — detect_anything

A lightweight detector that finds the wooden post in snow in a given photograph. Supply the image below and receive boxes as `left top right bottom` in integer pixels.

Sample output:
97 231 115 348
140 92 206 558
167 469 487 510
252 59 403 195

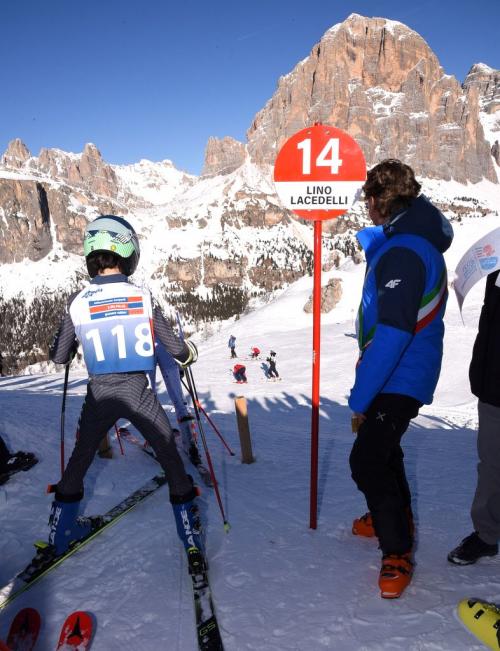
98 431 113 459
234 396 254 464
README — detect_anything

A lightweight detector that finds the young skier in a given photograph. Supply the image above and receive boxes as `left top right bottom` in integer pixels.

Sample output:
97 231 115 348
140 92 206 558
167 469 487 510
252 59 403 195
47 215 203 569
228 335 237 359
233 364 247 383
250 347 260 360
266 352 280 379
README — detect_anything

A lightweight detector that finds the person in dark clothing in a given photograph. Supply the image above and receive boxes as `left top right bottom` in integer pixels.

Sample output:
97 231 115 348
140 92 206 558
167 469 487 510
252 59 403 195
266 352 279 379
233 364 247 383
228 335 237 359
448 269 500 565
0 434 37 484
46 215 202 567
348 159 453 598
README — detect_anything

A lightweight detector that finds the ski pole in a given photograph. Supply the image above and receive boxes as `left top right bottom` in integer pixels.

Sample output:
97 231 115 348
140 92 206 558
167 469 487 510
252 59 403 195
180 376 235 456
176 313 230 532
60 362 70 478
184 365 230 532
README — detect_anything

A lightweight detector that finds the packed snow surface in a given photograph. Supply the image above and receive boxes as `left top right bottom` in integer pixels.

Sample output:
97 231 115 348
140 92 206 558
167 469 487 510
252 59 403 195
0 216 499 650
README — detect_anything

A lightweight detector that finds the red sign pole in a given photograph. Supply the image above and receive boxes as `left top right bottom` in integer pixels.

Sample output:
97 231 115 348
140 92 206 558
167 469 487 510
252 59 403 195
273 124 366 530
309 218 322 529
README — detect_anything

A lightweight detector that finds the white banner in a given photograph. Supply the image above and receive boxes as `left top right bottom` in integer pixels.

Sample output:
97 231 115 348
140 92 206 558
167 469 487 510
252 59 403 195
274 180 363 210
453 227 500 311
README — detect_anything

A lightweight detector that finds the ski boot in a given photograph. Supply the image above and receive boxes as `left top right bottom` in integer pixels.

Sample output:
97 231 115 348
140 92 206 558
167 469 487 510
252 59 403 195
378 552 413 599
170 480 205 575
48 490 92 556
457 598 500 649
352 508 415 539
352 512 375 537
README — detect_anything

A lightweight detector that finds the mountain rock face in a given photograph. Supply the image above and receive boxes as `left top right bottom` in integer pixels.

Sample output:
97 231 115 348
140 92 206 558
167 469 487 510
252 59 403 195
303 278 343 313
463 63 500 166
1 139 31 169
202 137 247 176
31 143 120 198
246 13 497 183
0 180 52 262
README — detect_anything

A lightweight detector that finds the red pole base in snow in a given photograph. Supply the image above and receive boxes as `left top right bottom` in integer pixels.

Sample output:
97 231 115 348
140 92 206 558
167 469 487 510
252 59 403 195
309 219 322 530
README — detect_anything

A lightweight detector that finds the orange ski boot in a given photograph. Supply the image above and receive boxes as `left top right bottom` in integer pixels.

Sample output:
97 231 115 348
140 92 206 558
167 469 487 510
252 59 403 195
352 509 415 539
378 552 413 599
352 512 375 537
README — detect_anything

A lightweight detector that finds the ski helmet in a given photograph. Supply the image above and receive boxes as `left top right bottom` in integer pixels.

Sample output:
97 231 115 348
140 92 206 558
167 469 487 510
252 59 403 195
83 215 140 277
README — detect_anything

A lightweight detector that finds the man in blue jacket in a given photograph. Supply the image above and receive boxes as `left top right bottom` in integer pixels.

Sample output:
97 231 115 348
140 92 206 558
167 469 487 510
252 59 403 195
348 160 453 598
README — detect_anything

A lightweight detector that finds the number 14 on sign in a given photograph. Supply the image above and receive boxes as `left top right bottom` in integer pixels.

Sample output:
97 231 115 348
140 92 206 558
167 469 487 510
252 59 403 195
297 138 343 175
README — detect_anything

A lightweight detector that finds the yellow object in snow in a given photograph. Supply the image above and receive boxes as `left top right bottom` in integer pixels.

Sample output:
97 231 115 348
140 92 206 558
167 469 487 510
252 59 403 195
457 598 500 650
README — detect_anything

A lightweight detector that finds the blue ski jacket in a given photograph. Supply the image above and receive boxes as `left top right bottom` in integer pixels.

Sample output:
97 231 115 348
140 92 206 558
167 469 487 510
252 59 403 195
348 195 454 413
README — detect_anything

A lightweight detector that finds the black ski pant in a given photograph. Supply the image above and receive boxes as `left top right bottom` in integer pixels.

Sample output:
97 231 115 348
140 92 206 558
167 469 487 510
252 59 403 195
230 347 237 358
349 393 421 555
268 365 279 378
58 372 193 499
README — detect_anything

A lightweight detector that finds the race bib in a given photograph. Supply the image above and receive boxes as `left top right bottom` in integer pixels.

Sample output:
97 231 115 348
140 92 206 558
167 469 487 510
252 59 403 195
71 283 155 374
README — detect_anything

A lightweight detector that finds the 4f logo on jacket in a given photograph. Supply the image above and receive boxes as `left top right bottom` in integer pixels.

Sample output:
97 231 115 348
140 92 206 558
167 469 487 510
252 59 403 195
385 279 401 289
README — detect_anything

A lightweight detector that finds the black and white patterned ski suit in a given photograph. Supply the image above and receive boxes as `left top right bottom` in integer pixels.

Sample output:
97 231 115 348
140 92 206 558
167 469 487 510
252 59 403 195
50 273 193 499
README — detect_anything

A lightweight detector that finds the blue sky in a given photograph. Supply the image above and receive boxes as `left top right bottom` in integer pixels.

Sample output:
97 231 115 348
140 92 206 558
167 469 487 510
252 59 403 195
1 0 499 175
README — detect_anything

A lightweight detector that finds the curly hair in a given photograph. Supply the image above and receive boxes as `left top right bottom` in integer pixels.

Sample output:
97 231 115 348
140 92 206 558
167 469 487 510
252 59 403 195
86 250 125 278
362 159 421 218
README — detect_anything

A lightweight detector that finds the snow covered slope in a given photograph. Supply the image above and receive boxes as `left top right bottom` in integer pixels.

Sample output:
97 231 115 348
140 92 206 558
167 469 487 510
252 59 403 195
0 215 499 650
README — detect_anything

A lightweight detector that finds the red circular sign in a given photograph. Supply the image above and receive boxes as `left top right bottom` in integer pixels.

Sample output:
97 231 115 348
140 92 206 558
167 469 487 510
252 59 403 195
273 124 367 220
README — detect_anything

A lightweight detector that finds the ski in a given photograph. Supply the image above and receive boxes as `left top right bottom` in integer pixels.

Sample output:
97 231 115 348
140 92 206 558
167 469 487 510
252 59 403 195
187 554 224 651
56 610 93 650
5 607 41 650
0 474 167 611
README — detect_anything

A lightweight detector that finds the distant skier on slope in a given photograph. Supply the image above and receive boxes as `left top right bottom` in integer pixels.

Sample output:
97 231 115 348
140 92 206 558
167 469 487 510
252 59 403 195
266 351 280 379
233 364 247 383
249 347 260 360
348 160 453 599
46 215 203 569
228 334 237 359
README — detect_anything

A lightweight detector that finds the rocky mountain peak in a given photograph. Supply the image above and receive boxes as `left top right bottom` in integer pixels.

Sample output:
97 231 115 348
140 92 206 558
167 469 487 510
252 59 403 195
464 63 500 168
463 63 500 111
2 138 31 169
246 13 497 183
31 142 119 198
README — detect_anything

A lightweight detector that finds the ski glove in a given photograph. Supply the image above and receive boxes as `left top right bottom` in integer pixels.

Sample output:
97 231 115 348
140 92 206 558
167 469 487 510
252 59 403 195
177 340 198 368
